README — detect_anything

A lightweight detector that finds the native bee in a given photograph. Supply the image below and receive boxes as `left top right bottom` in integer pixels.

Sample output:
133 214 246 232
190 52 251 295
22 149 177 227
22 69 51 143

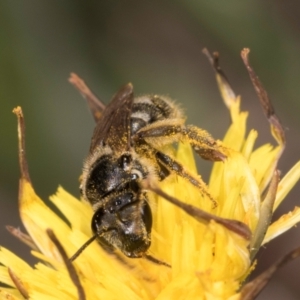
69 74 249 263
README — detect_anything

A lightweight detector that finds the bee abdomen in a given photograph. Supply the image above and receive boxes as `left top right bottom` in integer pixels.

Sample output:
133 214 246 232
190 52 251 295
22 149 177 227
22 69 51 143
131 96 176 135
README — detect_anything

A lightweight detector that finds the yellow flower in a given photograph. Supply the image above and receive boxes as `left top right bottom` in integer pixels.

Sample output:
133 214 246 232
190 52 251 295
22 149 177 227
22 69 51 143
1 49 300 300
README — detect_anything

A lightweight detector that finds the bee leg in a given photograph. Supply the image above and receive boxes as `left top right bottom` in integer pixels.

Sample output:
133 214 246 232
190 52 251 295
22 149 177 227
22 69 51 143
155 150 217 207
157 160 171 180
144 254 171 267
134 122 227 162
182 125 227 161
142 179 251 240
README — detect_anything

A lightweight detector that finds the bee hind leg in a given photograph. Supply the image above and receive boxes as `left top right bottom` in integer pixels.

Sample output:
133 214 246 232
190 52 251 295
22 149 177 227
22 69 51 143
133 122 227 162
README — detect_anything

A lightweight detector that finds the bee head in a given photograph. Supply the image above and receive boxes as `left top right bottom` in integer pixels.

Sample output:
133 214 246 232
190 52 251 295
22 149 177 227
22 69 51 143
91 188 152 258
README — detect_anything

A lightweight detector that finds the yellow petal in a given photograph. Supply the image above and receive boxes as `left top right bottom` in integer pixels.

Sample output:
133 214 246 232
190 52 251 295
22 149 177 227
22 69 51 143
241 129 258 161
176 142 198 174
274 160 300 211
19 179 72 261
249 144 281 193
0 248 31 275
221 100 248 152
0 288 22 300
215 151 260 231
263 207 300 245
49 186 92 235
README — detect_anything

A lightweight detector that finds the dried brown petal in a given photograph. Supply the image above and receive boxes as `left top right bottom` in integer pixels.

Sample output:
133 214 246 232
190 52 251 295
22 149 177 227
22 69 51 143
241 48 285 147
69 73 106 122
6 226 39 251
241 246 300 299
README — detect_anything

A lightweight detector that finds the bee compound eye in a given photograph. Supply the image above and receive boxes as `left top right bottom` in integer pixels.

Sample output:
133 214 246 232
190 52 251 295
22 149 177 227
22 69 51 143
120 154 132 169
91 208 105 234
142 201 152 233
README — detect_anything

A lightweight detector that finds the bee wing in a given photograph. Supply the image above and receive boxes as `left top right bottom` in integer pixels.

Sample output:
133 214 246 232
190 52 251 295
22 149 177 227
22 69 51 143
90 83 134 153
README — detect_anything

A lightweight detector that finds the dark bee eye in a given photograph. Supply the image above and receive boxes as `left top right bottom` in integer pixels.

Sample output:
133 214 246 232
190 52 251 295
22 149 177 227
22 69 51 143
142 201 152 233
91 208 105 234
129 181 139 193
120 154 132 169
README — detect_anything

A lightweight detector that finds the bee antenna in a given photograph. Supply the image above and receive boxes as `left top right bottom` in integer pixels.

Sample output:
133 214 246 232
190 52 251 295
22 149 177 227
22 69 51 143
69 233 99 262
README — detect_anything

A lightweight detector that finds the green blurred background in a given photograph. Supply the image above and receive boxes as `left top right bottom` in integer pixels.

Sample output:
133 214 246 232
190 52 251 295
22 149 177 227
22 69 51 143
1 1 300 299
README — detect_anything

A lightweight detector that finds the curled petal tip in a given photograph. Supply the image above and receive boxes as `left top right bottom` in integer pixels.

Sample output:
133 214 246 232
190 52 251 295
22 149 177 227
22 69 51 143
13 106 31 183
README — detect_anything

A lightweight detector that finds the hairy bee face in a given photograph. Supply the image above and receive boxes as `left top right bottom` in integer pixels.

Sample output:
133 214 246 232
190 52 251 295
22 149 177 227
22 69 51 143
91 190 152 258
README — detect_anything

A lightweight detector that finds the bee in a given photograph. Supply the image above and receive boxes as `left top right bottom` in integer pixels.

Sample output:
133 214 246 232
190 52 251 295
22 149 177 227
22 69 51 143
69 74 250 263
